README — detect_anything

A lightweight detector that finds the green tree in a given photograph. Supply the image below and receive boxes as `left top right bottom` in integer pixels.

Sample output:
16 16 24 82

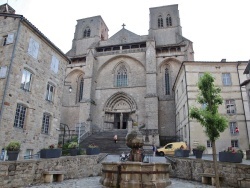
190 72 228 188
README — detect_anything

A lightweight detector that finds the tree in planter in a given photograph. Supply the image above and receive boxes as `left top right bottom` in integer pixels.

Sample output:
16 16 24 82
190 72 228 188
6 141 21 161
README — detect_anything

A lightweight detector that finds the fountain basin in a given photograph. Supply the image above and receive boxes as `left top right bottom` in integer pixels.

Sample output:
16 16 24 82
100 161 171 188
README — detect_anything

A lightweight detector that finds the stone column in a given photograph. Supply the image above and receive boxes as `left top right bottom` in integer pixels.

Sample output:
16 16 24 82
120 113 123 129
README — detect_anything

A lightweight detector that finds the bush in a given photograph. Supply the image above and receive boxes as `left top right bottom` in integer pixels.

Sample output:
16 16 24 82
6 141 21 151
88 143 99 148
196 144 206 151
68 142 78 149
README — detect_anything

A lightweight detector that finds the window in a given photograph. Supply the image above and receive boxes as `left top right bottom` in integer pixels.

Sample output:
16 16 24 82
83 27 91 37
165 144 172 149
222 73 232 86
231 140 238 147
42 113 50 134
207 140 212 148
116 65 128 87
28 38 39 59
226 99 236 114
24 149 33 159
51 55 59 73
3 33 14 46
46 83 55 101
229 122 238 135
0 66 7 78
166 14 172 26
78 77 84 102
158 15 163 28
165 68 170 95
21 69 32 91
14 104 27 128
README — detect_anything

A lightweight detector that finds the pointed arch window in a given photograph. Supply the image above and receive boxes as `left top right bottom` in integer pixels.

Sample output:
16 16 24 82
78 76 84 102
116 65 128 87
158 15 163 28
165 68 170 95
83 27 91 37
166 14 172 27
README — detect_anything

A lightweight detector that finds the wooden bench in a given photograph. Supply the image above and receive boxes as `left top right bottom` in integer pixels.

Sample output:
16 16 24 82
200 173 223 186
237 177 250 188
43 171 65 183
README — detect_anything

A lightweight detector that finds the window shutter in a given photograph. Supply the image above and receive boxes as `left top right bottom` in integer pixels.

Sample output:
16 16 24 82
0 66 7 78
6 33 14 44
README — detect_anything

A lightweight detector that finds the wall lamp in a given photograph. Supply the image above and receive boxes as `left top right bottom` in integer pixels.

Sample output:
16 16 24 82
69 86 72 93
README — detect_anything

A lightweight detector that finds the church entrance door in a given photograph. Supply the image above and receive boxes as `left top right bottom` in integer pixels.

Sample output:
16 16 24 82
114 113 129 129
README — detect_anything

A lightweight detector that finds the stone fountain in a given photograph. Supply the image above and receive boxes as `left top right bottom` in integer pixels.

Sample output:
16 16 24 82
100 121 172 188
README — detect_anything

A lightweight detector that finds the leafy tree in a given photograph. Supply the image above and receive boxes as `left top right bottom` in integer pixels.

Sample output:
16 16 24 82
190 72 228 188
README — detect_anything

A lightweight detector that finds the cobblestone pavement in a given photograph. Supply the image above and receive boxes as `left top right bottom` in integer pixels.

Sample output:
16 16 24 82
29 176 217 188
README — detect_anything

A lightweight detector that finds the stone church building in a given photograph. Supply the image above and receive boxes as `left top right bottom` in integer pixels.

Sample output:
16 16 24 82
61 4 194 146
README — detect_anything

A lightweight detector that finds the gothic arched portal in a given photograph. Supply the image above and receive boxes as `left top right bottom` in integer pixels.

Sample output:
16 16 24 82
103 92 137 130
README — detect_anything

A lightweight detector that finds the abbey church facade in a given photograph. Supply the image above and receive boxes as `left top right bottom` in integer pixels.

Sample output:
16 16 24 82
61 4 194 145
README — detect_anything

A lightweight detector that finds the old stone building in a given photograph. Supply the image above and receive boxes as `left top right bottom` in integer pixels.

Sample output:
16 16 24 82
61 4 194 146
61 3 250 152
0 4 70 158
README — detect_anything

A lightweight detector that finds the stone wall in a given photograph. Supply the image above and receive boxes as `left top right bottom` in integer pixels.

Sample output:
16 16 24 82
170 157 250 188
0 154 104 188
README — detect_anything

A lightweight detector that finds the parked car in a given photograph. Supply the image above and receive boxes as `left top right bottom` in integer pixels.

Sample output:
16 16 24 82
156 142 187 156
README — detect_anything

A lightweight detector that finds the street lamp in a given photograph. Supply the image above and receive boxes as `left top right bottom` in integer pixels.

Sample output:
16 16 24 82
69 86 72 93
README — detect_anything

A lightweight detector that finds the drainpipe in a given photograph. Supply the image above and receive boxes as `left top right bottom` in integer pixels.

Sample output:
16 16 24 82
237 62 250 144
184 64 191 150
0 16 23 127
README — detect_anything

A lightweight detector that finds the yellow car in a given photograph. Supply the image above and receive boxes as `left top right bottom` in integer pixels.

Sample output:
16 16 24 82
156 142 187 156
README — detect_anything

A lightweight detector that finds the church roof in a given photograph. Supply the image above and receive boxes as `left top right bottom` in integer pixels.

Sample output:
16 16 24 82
0 3 15 14
99 27 147 47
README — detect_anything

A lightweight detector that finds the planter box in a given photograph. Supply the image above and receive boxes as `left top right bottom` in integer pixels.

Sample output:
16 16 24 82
219 152 242 163
7 151 19 161
195 150 203 159
86 148 100 155
40 149 62 158
246 150 250 160
69 149 78 156
174 149 190 157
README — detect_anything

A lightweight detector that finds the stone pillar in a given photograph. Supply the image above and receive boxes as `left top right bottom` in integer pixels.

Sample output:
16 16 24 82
120 113 123 129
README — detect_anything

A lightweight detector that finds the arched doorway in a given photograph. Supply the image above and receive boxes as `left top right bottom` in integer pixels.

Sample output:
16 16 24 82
103 92 137 130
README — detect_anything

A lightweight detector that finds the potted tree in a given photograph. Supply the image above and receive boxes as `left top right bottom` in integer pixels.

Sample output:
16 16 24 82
195 144 206 159
68 142 78 156
6 141 21 161
40 144 62 158
86 143 100 155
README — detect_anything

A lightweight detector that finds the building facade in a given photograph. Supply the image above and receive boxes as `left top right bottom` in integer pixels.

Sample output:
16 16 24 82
61 4 194 145
174 61 249 153
0 4 70 158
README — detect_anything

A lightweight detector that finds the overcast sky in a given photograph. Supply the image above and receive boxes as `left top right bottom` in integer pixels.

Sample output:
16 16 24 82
2 0 250 61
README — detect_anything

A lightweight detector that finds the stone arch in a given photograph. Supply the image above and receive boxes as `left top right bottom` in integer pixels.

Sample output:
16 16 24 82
158 57 181 73
104 92 137 113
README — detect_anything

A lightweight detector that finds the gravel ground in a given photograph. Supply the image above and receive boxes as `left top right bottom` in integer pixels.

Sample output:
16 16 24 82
28 176 217 188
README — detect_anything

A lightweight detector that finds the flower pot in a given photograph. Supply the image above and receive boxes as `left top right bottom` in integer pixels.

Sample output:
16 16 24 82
174 149 190 157
195 150 203 159
192 149 197 156
7 151 19 161
246 150 250 160
40 149 62 158
69 148 78 156
86 147 100 155
219 152 242 163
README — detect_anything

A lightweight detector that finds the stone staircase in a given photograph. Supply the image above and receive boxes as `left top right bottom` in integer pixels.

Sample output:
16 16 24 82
80 129 131 155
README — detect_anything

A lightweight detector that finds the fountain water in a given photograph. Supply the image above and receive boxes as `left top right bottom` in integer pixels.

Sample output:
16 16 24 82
100 121 172 188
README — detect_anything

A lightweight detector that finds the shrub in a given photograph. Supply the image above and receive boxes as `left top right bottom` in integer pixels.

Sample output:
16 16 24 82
196 144 206 151
68 142 78 149
88 143 99 148
6 141 21 151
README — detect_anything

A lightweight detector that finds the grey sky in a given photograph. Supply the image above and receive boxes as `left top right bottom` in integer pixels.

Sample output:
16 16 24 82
2 0 250 61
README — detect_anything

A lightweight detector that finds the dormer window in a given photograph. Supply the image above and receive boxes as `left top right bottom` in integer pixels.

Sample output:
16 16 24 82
158 15 163 28
83 27 91 38
166 14 172 27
